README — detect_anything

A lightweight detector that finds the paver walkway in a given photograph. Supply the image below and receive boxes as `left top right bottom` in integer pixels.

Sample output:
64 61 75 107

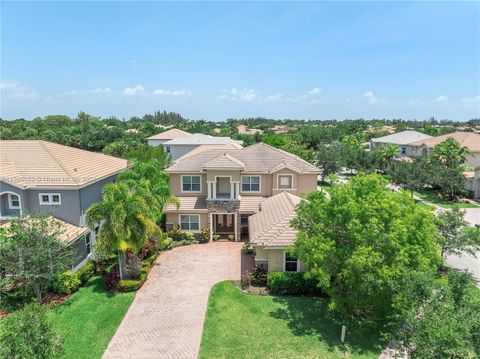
103 242 243 359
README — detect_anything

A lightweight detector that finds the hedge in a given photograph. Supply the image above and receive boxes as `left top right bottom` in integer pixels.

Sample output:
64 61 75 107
76 260 96 285
51 271 81 295
267 272 319 295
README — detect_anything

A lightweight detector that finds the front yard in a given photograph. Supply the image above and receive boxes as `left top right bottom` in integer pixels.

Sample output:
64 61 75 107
52 276 135 359
412 189 479 209
200 281 387 359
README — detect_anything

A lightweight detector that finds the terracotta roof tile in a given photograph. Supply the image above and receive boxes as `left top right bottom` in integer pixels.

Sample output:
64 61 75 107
410 132 480 152
163 196 207 212
147 128 191 140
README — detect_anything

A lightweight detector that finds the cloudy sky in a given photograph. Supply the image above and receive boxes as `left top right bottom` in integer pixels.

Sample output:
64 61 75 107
1 2 479 121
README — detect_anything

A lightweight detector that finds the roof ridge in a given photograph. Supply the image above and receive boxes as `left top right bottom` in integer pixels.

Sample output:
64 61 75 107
253 142 318 170
38 141 80 184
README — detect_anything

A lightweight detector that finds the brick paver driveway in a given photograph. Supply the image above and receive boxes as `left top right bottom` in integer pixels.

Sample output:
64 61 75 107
103 242 243 359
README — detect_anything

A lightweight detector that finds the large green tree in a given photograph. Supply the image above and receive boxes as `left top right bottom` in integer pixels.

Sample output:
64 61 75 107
86 182 155 279
0 215 73 303
292 174 441 317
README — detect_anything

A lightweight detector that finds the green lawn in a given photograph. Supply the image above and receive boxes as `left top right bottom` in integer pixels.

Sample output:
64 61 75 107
200 281 387 359
412 189 478 209
51 276 135 359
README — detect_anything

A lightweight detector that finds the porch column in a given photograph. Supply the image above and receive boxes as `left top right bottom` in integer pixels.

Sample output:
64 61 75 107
207 181 213 199
212 181 216 199
230 181 234 200
209 213 213 242
234 213 238 241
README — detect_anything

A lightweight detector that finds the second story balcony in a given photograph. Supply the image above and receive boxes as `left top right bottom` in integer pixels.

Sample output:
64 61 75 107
207 176 240 201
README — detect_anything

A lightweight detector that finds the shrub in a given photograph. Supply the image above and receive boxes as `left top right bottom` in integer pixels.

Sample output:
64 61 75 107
76 260 96 285
242 241 253 254
118 279 142 292
228 234 235 241
251 265 267 286
168 226 184 241
156 236 173 250
200 227 211 242
212 234 220 241
0 303 63 359
184 231 195 241
51 271 81 295
139 239 156 259
171 239 198 248
143 253 157 267
240 273 251 290
267 272 319 295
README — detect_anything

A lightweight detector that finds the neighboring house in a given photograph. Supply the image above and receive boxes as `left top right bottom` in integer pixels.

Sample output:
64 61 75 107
0 140 130 270
148 130 244 160
363 125 396 135
370 131 432 156
464 166 480 199
409 131 480 168
237 124 264 135
147 128 191 147
272 125 296 134
164 142 321 272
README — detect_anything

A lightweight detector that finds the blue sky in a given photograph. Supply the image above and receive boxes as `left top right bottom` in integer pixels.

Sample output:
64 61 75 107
1 1 479 121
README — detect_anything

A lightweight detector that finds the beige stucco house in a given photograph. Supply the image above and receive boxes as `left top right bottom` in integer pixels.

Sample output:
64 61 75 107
164 142 321 272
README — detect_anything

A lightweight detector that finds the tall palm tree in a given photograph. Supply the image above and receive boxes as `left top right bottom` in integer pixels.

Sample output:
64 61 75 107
86 182 155 279
118 160 179 222
378 144 400 171
431 138 471 167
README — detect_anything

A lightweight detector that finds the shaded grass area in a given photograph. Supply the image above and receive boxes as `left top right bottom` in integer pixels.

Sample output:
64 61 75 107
200 281 387 359
412 189 478 208
51 276 135 359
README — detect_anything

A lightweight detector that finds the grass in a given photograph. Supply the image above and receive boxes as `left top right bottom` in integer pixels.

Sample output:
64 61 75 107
51 276 135 359
200 281 387 359
411 189 478 209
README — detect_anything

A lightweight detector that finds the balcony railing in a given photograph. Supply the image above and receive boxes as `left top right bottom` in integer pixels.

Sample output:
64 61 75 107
206 179 241 200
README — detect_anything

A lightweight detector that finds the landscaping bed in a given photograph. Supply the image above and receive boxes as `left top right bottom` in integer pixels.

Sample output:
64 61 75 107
412 189 478 208
200 281 387 359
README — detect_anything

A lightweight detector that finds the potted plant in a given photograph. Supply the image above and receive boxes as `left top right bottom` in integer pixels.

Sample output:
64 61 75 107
212 234 220 241
242 241 253 254
228 233 235 241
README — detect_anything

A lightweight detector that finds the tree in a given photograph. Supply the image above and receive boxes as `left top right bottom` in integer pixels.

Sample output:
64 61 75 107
436 207 480 265
0 215 73 303
316 143 342 181
393 271 479 359
427 138 472 200
386 159 428 197
292 174 441 317
0 303 64 359
86 182 155 279
375 144 400 171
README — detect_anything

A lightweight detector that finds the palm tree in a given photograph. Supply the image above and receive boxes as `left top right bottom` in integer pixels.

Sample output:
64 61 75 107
118 160 179 222
86 182 155 279
378 144 400 171
431 138 471 167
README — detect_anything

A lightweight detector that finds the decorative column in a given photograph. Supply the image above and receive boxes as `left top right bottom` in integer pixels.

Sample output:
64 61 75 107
207 181 213 199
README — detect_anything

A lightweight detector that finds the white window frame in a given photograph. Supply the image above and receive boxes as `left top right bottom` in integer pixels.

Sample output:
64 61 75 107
240 175 261 193
85 233 92 255
179 214 200 232
8 193 21 209
283 250 299 272
181 175 202 193
39 193 62 205
277 174 294 190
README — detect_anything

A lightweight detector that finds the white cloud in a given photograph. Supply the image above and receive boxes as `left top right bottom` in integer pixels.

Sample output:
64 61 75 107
433 95 449 103
59 88 112 97
460 96 480 103
264 94 283 102
363 91 384 105
152 89 192 97
308 87 322 95
0 82 39 99
218 88 257 102
122 84 146 96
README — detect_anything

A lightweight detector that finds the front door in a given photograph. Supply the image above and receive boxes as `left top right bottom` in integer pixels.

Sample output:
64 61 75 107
214 214 234 233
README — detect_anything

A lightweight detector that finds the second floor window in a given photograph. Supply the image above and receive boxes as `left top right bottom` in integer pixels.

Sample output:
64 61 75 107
241 176 260 192
39 193 61 205
182 176 201 192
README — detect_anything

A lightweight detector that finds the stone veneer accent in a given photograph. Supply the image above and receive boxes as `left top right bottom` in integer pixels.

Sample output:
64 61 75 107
206 199 240 213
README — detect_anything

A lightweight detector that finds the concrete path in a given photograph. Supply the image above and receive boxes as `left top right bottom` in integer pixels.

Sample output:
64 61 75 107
103 242 243 359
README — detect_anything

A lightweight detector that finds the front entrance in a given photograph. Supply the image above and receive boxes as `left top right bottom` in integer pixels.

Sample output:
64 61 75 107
211 213 236 240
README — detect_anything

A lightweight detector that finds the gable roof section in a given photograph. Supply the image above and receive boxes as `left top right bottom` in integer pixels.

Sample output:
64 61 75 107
176 142 244 161
0 140 130 189
163 133 243 146
371 131 432 145
201 154 245 170
147 128 191 140
166 142 320 174
249 191 303 247
163 196 207 213
409 131 480 152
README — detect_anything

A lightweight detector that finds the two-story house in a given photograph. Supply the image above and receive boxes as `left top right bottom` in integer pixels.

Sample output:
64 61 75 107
0 140 130 270
164 142 321 272
147 128 243 160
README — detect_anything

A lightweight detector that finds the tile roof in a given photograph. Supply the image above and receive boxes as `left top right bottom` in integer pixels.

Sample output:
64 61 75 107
147 128 191 140
0 216 89 244
166 143 320 174
371 131 432 145
249 191 303 247
164 133 243 146
409 132 480 152
201 154 245 170
0 140 130 189
239 196 265 213
176 142 244 161
163 196 207 213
